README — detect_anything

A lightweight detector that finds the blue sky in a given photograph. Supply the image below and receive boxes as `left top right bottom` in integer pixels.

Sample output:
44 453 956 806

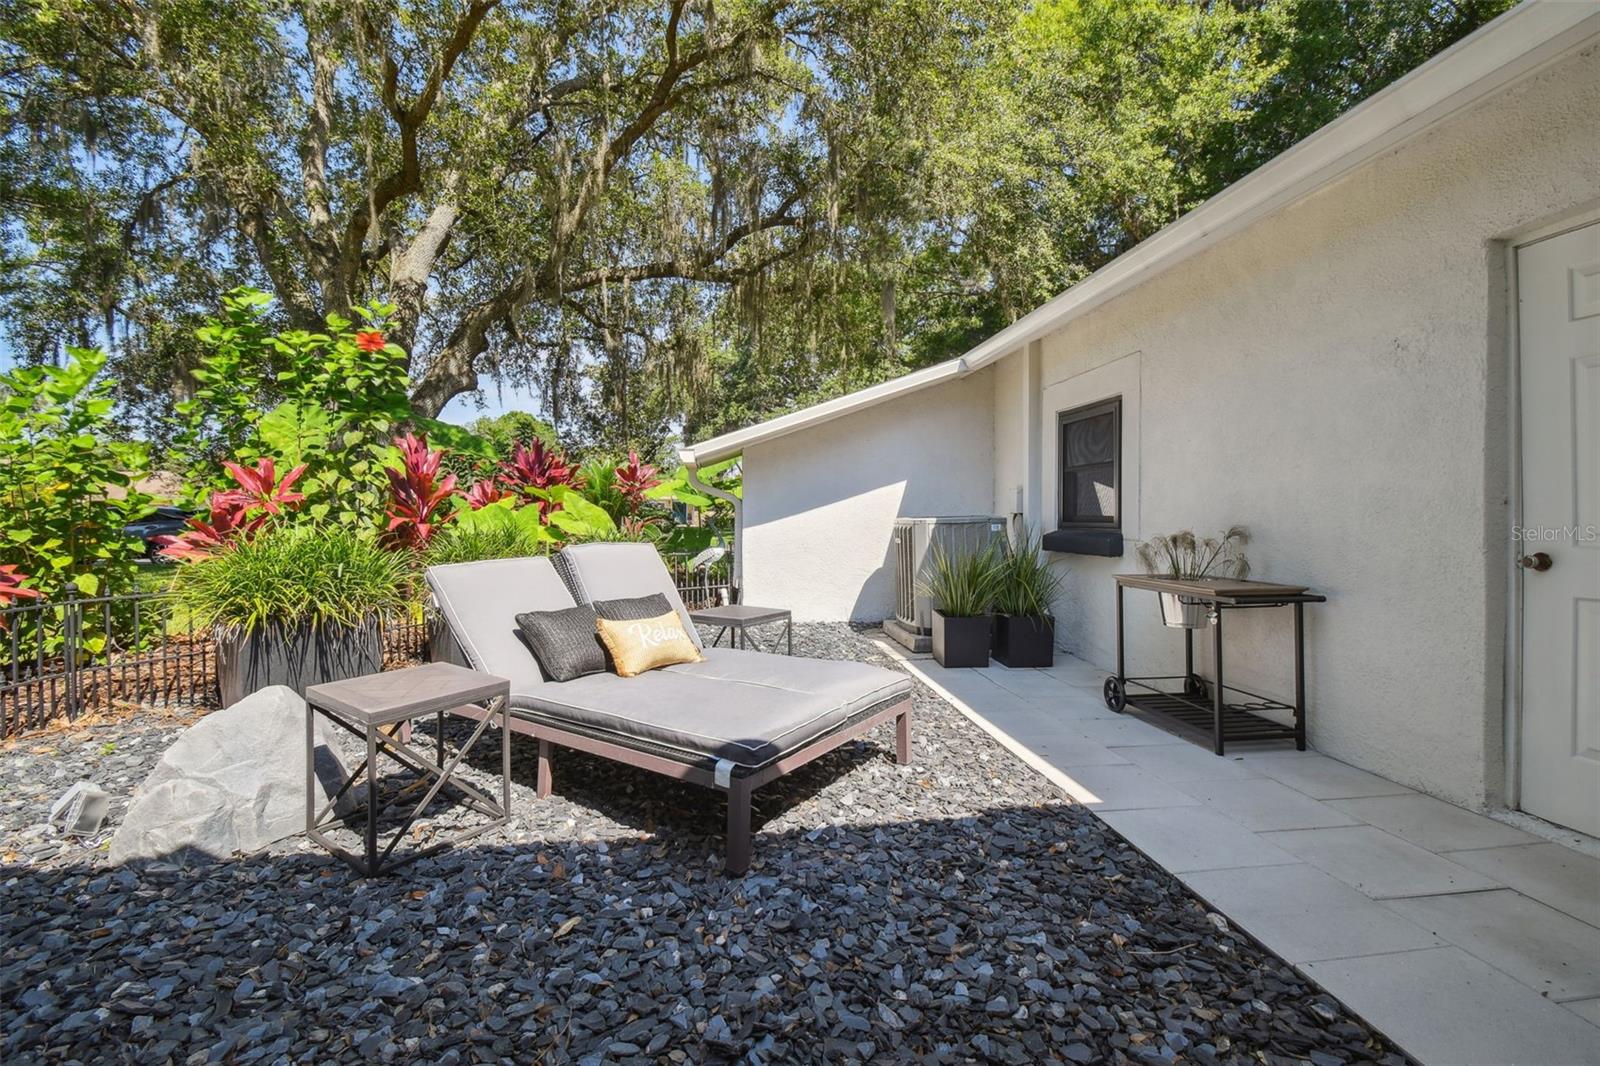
437 379 548 425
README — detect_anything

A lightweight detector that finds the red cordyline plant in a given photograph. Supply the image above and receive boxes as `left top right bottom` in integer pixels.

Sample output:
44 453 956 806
219 458 306 515
617 514 661 540
614 450 660 514
383 433 458 550
465 479 514 510
0 565 40 629
157 458 307 561
500 439 581 520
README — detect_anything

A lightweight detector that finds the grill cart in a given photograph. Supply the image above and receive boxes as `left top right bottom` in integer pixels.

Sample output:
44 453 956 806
1104 574 1326 756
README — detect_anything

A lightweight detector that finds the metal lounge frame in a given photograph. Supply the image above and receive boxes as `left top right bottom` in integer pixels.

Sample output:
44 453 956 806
448 693 913 875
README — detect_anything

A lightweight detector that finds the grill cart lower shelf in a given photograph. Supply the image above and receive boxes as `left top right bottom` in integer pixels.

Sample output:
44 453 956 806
1107 574 1326 756
1103 676 1301 745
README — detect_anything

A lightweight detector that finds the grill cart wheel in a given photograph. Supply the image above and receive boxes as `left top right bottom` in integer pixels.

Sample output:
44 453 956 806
1103 676 1127 712
1184 674 1210 700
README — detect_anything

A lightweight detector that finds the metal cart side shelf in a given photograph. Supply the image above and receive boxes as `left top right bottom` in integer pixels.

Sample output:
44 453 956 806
1105 574 1327 756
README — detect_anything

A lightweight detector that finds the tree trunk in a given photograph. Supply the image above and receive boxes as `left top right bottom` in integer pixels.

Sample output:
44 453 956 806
409 343 481 417
389 200 459 364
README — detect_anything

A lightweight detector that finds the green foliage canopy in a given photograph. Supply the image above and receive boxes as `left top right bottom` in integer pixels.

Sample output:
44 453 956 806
2 0 1514 454
174 288 424 528
0 348 150 602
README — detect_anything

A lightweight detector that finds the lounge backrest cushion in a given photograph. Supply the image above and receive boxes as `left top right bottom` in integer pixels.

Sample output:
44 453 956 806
556 543 704 650
426 557 577 692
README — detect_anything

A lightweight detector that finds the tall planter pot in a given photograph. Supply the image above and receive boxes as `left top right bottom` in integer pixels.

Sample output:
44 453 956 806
1157 592 1211 629
932 610 991 668
216 617 383 708
993 614 1055 668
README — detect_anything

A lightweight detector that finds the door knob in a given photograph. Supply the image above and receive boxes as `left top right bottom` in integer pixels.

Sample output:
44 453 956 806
1519 552 1552 572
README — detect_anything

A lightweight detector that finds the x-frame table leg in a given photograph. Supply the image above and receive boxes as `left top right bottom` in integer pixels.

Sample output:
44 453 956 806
308 695 510 876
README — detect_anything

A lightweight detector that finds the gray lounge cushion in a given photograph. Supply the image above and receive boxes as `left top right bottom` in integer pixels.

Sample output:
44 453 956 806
426 557 577 693
515 604 605 682
510 648 912 768
556 543 704 650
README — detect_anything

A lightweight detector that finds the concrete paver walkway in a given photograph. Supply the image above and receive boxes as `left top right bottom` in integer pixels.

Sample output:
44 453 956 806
896 648 1600 1066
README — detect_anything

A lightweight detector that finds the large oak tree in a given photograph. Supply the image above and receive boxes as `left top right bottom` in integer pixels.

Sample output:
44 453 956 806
2 0 1513 451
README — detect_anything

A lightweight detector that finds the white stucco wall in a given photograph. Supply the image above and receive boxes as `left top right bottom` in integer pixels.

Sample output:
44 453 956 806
741 370 996 621
1025 45 1600 808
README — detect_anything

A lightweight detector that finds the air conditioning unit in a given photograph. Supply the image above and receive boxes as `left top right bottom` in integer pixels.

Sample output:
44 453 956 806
886 516 1007 652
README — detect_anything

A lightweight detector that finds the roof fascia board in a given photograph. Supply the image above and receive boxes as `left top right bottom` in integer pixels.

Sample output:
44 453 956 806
687 358 967 462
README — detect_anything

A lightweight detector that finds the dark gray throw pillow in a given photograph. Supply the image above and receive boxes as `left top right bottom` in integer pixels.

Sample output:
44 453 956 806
593 593 674 621
515 604 606 682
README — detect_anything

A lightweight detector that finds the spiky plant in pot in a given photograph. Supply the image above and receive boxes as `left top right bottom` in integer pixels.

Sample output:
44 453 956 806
919 541 1000 668
1135 526 1251 628
173 524 410 704
993 528 1065 666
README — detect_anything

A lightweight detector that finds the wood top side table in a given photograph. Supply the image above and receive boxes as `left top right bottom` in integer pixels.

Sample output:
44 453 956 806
306 661 511 876
689 604 794 654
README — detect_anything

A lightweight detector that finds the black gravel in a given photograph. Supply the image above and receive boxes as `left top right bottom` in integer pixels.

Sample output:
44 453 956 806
1 624 1408 1064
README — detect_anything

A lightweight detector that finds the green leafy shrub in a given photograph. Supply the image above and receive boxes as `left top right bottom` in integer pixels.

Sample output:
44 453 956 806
171 525 410 635
0 348 150 603
920 541 1000 619
174 288 491 530
994 528 1065 619
421 523 548 568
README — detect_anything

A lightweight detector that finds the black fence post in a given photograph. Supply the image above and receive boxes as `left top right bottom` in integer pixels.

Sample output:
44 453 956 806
61 582 81 722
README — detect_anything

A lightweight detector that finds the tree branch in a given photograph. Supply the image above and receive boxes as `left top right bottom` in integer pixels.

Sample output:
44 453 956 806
565 190 807 290
335 0 500 305
300 21 341 303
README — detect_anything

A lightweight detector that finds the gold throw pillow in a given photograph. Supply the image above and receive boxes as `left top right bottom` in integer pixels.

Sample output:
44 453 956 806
595 609 703 677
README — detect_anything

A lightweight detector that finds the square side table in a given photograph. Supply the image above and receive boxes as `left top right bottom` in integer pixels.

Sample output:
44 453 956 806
689 604 793 654
306 661 511 876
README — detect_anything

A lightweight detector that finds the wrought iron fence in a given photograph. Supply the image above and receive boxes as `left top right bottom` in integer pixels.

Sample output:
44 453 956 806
0 586 427 739
663 551 735 610
2 553 733 738
3 586 214 738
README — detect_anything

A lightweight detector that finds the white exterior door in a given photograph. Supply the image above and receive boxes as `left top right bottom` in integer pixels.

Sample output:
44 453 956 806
1518 221 1600 838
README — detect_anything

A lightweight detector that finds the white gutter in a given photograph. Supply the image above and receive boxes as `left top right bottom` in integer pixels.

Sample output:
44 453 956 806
683 0 1600 465
960 0 1600 374
679 449 744 600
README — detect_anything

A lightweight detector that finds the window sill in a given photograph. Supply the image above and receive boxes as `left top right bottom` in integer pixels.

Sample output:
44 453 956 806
1042 529 1124 557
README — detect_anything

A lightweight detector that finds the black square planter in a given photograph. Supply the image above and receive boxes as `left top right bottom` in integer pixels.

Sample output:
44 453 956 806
993 614 1055 668
216 617 382 707
932 611 991 668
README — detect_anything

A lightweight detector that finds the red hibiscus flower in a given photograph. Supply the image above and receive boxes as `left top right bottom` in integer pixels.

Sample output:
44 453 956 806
355 330 387 353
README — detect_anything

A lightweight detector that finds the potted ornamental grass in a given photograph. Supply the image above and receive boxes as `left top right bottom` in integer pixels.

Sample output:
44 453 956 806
1134 526 1251 628
173 523 410 705
922 541 1000 668
992 528 1064 668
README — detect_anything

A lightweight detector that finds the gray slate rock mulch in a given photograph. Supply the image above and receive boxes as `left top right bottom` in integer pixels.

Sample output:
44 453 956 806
1 624 1409 1065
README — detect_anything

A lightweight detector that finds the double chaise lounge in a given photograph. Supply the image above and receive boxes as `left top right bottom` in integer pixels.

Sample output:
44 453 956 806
425 543 914 874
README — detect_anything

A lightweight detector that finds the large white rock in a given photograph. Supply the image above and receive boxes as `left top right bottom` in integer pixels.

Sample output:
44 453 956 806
110 685 352 865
